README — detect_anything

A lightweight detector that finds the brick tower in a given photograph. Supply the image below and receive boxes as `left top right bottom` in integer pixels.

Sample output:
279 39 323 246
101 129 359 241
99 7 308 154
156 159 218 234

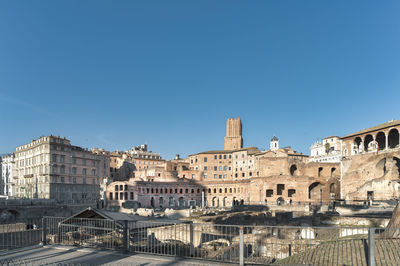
224 117 243 150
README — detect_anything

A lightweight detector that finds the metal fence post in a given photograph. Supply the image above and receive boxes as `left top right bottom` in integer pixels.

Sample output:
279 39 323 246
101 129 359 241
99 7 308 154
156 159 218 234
368 228 375 266
189 223 194 256
240 226 244 266
123 220 129 254
174 223 177 256
41 217 47 246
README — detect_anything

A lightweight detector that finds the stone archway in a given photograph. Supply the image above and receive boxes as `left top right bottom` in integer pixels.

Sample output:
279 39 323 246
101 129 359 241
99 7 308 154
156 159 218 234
309 182 323 201
178 197 185 207
376 131 386 150
388 129 399 149
150 197 155 208
353 137 362 154
168 197 174 207
290 165 297 176
277 197 284 205
330 183 336 193
364 134 374 152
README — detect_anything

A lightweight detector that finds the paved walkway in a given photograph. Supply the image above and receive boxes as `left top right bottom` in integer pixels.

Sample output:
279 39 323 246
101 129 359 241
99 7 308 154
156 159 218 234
0 245 234 265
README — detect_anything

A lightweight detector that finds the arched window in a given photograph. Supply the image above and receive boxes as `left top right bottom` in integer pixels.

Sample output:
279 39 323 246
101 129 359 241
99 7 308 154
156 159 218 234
290 165 297 176
330 183 335 193
331 167 336 177
364 134 374 152
354 137 362 152
318 167 323 177
388 129 399 149
376 132 386 150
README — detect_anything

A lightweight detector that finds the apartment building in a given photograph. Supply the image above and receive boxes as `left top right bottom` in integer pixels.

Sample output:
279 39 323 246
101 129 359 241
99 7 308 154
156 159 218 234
13 136 110 204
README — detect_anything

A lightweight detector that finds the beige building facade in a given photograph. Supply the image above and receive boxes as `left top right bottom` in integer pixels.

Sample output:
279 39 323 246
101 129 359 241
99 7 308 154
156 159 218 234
13 136 110 204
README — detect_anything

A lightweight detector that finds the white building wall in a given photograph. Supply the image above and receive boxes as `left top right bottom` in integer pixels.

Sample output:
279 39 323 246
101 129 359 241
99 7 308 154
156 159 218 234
1 154 14 197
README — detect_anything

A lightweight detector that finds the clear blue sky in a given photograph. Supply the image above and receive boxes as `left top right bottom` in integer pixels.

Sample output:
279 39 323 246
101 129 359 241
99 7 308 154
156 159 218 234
1 1 399 159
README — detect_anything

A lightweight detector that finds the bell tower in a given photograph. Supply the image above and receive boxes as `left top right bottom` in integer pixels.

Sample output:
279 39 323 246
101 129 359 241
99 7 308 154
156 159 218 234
224 117 243 150
270 136 279 151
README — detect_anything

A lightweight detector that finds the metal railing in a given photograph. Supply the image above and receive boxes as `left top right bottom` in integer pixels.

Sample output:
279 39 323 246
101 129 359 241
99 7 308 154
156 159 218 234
129 221 241 263
43 216 122 250
0 219 42 252
3 216 399 265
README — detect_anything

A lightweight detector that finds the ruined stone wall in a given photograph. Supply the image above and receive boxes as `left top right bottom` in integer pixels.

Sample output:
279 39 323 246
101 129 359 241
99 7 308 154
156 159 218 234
255 157 340 204
342 151 400 200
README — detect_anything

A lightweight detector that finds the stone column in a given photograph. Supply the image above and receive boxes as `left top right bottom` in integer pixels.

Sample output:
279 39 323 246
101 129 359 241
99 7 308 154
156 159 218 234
386 134 389 150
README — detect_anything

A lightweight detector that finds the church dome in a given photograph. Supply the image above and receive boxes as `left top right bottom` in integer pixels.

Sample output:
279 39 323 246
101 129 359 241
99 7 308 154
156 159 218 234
271 136 279 141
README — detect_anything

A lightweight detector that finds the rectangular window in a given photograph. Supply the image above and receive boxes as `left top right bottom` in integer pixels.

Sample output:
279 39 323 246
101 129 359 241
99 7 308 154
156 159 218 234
72 158 76 164
60 155 65 163
204 157 207 162
130 192 134 200
109 192 113 200
214 174 217 179
204 174 207 179
60 166 65 174
214 166 217 171
192 174 195 179
72 167 77 174
219 166 222 171
214 155 217 159
277 184 285 195
52 154 57 163
204 166 207 170
224 166 227 171
83 168 87 175
92 169 96 176
82 159 86 166
219 175 222 179
219 155 222 159
224 155 227 159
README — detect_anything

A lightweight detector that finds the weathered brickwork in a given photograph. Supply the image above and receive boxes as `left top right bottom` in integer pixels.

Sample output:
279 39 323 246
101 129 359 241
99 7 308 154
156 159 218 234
106 119 400 208
107 117 343 208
